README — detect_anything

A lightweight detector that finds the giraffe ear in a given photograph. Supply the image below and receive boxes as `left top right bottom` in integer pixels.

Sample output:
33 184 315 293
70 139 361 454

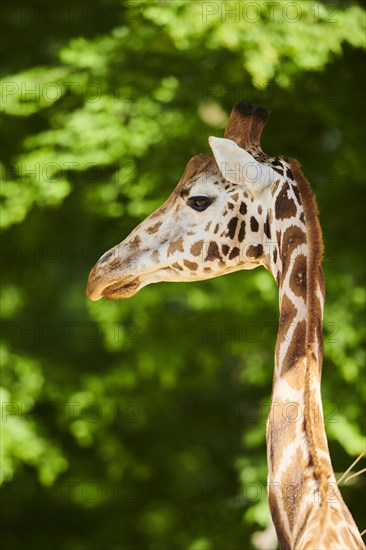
208 136 276 194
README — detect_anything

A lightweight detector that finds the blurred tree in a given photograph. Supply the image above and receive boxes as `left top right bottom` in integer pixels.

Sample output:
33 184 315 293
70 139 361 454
1 1 365 549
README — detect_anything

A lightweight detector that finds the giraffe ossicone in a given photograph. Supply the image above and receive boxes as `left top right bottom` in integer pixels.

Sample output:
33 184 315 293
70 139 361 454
86 101 365 549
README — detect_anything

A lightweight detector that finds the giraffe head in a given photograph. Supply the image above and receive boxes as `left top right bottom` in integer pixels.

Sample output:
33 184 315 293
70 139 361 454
86 102 280 301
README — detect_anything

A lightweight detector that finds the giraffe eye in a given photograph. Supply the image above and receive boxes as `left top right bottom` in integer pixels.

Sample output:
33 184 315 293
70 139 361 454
187 195 212 212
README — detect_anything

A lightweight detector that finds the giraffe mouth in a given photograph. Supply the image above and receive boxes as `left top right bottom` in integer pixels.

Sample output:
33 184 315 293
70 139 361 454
101 277 141 300
87 265 193 302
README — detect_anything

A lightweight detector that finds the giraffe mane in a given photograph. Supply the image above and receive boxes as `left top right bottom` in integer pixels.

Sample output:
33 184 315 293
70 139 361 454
289 158 328 500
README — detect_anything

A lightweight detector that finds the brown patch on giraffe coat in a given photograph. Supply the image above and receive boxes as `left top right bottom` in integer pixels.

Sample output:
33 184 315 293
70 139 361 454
227 202 235 210
190 240 204 257
286 167 294 180
271 179 280 196
282 319 307 375
229 247 240 260
129 235 141 247
275 181 297 220
149 206 165 219
109 258 122 270
231 192 239 201
291 184 302 206
222 244 230 256
246 244 263 259
281 225 307 280
214 223 220 234
183 259 198 271
276 230 281 253
257 204 262 214
203 267 212 273
250 216 259 232
289 253 307 299
277 295 297 356
172 262 183 271
187 231 195 236
227 217 238 239
147 221 162 234
205 241 222 262
299 212 305 224
204 222 211 231
283 357 306 391
167 238 184 256
264 214 271 239
273 248 277 264
238 221 246 242
239 201 247 215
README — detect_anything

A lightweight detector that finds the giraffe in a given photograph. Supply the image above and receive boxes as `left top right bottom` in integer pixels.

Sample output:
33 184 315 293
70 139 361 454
86 101 365 549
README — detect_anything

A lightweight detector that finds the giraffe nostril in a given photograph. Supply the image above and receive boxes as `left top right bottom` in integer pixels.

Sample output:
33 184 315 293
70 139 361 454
98 250 114 264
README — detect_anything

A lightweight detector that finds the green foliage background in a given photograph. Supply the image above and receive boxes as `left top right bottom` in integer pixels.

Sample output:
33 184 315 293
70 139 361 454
1 1 365 549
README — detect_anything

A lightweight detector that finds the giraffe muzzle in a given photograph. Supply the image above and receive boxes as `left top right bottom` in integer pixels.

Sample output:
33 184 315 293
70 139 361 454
86 254 141 301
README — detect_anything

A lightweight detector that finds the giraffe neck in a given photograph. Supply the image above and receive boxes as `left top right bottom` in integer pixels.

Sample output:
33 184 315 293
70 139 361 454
265 160 364 548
